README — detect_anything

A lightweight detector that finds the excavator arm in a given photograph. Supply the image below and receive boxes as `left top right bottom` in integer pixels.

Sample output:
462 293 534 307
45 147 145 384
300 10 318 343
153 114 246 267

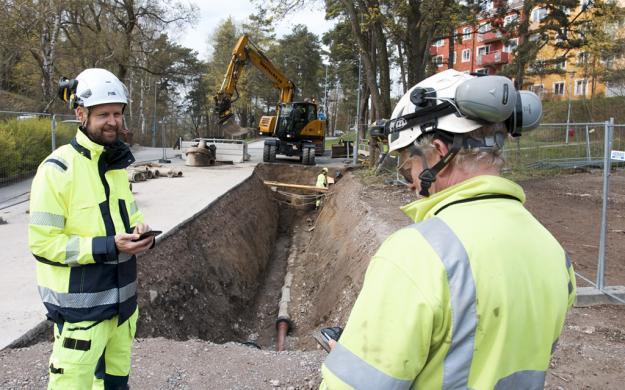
214 34 296 124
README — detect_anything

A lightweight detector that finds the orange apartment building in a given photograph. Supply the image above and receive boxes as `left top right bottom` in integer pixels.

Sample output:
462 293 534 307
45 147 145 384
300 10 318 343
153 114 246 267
429 1 523 76
429 0 624 99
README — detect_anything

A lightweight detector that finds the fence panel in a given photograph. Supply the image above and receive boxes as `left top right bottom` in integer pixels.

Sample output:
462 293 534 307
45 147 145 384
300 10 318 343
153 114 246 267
0 111 77 188
502 122 614 173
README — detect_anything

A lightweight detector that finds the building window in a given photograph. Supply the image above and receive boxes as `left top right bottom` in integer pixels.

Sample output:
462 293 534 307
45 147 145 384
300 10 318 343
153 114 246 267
575 79 587 96
531 7 548 22
433 39 445 47
577 52 588 66
434 55 445 67
477 45 491 57
476 68 488 75
462 49 471 62
504 14 518 27
503 38 518 53
553 81 565 95
555 58 566 70
478 23 491 40
462 27 472 40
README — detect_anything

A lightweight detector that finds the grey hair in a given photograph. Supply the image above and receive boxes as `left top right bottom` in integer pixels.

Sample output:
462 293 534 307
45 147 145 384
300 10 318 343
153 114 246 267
415 123 507 173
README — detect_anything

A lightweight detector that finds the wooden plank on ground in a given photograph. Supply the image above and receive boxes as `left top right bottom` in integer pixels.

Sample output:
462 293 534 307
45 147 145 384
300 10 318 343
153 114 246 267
263 180 328 192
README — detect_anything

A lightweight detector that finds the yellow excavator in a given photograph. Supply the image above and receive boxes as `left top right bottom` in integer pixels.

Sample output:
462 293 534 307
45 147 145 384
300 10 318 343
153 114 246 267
213 34 325 165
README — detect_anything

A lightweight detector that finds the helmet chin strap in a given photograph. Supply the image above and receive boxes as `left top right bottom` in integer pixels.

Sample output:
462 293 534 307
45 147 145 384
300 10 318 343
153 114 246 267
418 134 463 197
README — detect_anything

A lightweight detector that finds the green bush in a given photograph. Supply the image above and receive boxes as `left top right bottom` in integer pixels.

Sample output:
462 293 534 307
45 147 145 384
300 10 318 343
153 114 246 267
0 118 75 182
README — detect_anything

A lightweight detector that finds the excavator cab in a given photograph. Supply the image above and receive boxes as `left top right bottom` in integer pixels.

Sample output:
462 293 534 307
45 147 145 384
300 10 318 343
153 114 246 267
275 102 317 140
263 101 324 165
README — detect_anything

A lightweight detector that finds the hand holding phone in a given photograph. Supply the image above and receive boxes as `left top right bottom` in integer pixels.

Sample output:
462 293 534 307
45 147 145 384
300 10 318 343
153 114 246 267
313 326 343 353
133 230 162 242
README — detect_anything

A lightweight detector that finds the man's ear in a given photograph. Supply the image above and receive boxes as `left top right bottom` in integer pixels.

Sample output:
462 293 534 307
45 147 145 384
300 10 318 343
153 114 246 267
75 107 87 126
431 138 450 158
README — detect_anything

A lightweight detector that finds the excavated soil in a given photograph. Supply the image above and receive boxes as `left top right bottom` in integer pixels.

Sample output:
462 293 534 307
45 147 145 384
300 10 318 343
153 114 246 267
1 166 625 389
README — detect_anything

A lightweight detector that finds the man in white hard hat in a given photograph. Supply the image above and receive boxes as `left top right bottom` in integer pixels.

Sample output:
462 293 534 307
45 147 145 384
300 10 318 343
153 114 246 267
320 70 576 389
29 68 155 389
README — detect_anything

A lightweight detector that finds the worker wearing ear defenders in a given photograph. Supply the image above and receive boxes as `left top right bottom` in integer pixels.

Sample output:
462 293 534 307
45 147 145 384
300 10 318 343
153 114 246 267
320 69 575 390
30 68 155 389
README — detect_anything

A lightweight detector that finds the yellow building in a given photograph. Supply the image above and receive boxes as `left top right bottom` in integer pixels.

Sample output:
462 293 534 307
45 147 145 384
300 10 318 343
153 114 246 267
526 1 625 100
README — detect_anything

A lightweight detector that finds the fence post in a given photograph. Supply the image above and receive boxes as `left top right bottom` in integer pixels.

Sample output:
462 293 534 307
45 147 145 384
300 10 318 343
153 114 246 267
51 114 57 151
597 118 614 290
585 124 591 162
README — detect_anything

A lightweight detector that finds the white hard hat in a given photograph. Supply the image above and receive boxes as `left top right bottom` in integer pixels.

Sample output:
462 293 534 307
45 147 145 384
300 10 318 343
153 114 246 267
388 69 485 153
74 68 129 108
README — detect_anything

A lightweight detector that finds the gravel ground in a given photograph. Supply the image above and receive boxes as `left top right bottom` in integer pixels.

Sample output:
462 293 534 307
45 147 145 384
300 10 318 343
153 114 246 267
0 339 325 389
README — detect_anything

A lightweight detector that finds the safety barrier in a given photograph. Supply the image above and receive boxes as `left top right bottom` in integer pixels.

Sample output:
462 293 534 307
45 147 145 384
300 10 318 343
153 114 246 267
357 139 370 157
179 138 250 163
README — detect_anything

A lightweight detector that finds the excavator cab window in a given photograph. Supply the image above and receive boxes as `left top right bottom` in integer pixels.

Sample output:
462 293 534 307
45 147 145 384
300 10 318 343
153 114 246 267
292 104 309 134
306 104 317 123
276 104 293 138
275 102 317 139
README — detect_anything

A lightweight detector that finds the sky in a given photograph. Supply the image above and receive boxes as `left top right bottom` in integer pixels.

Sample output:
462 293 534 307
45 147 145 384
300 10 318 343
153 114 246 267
172 0 335 61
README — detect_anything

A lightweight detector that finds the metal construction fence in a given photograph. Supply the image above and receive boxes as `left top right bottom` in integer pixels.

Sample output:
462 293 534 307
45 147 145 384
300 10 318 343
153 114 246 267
0 111 76 187
502 121 625 173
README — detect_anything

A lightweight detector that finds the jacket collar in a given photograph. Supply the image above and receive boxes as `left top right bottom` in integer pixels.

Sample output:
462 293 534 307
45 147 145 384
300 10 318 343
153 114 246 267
71 128 135 170
71 128 104 160
401 175 527 223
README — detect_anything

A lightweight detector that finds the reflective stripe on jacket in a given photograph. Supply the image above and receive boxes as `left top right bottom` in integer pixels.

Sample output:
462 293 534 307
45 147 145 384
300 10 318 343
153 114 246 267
321 175 576 390
28 129 142 325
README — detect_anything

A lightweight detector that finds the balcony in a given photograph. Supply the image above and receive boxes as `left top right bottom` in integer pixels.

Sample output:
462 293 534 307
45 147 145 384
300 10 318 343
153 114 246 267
479 30 505 43
477 51 509 66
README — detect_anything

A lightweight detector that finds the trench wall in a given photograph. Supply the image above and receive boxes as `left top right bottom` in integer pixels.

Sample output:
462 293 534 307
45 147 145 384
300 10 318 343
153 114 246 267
291 173 406 341
136 172 279 342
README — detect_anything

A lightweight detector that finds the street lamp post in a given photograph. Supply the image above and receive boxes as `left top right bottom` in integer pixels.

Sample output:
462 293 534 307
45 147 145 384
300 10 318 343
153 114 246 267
152 80 170 163
159 117 170 164
565 70 575 144
353 52 361 165
324 63 328 119
152 81 158 148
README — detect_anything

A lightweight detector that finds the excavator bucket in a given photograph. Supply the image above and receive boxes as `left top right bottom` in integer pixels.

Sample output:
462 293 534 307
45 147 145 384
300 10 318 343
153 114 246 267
217 112 234 126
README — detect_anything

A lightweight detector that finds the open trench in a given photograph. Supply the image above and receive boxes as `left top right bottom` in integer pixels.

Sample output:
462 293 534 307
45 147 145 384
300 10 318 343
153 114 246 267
136 164 406 350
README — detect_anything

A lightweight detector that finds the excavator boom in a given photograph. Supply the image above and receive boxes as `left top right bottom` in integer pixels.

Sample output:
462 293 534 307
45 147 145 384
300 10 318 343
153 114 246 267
214 34 295 124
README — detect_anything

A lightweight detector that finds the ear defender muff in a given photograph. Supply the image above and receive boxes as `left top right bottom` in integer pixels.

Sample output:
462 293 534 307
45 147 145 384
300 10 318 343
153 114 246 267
58 77 79 109
454 76 516 123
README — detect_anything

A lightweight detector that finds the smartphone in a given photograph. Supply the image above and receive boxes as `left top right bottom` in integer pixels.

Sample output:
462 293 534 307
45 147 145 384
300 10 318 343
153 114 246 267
133 230 162 242
312 327 343 353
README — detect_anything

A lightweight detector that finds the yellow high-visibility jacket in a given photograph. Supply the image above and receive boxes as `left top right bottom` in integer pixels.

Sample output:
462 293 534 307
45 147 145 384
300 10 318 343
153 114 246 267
29 129 142 325
316 173 328 188
321 175 575 390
